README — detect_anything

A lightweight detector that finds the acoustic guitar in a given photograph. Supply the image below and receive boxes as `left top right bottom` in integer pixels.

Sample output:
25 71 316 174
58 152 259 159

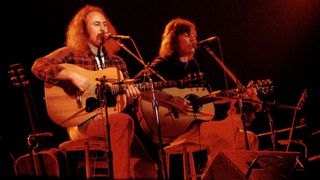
44 63 206 128
8 63 64 177
137 79 273 144
137 87 214 144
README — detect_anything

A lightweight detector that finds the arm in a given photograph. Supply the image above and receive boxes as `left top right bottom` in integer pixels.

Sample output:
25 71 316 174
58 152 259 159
31 47 90 92
141 90 193 114
108 55 140 104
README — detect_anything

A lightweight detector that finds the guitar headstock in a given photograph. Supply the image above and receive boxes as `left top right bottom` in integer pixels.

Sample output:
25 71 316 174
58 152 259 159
251 79 274 95
182 72 207 88
297 89 308 109
8 63 30 88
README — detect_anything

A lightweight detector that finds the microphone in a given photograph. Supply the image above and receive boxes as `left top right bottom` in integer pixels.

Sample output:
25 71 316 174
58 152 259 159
197 36 218 47
103 33 131 40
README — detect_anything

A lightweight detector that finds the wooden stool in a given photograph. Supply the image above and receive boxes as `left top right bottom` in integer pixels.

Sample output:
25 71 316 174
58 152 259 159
59 137 109 178
164 142 209 180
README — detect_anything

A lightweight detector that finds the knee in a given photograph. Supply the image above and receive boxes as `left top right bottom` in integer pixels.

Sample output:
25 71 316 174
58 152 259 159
235 130 259 150
111 113 135 129
247 131 259 150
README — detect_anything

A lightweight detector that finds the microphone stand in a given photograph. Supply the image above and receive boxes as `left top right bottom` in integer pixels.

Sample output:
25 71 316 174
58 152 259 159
202 44 252 150
149 78 169 180
115 39 168 179
97 77 114 179
97 44 114 179
265 106 278 151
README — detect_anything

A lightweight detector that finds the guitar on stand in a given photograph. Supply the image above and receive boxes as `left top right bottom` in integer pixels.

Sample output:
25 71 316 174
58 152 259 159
8 63 64 177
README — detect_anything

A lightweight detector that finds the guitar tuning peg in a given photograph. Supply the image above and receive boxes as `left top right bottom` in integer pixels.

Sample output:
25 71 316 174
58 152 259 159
19 74 27 80
23 81 30 86
8 70 14 76
246 80 254 88
198 72 204 78
267 79 272 85
193 73 197 78
17 68 25 74
13 82 21 87
10 76 18 82
187 73 192 80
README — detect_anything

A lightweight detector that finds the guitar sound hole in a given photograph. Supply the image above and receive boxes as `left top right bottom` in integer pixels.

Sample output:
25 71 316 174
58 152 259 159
85 97 99 112
105 91 117 107
184 94 201 113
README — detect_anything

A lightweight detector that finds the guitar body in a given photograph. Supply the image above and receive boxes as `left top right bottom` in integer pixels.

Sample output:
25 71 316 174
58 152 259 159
137 87 215 144
14 148 66 177
9 63 66 177
44 64 126 128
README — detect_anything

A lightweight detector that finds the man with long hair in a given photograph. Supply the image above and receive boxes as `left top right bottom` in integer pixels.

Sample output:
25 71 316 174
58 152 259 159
31 5 152 179
134 17 261 174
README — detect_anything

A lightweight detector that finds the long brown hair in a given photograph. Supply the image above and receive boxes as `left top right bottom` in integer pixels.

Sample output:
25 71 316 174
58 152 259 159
159 17 196 57
65 5 121 55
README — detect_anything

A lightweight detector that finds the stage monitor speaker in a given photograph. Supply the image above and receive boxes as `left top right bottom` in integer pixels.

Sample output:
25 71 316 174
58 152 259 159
202 150 300 180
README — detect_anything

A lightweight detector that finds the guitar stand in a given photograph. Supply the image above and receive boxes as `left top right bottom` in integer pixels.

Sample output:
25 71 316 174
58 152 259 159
237 97 250 150
26 132 53 176
265 107 278 151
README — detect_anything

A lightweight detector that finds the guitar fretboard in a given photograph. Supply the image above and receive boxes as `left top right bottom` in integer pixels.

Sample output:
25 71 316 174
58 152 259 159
107 79 206 95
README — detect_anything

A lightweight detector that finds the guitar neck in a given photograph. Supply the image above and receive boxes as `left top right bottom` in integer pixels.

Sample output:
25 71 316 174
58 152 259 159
9 63 42 134
109 79 202 95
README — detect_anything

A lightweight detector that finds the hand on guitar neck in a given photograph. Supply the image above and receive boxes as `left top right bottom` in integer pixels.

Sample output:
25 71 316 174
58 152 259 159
212 79 274 113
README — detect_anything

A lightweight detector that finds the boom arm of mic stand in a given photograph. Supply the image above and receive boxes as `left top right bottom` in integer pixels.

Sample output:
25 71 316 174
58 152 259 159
202 45 251 97
116 40 166 82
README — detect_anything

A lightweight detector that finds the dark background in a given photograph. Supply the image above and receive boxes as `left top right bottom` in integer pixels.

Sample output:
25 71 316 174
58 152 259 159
1 0 320 176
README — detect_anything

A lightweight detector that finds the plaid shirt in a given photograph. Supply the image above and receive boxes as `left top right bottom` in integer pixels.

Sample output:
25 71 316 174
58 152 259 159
32 46 130 83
